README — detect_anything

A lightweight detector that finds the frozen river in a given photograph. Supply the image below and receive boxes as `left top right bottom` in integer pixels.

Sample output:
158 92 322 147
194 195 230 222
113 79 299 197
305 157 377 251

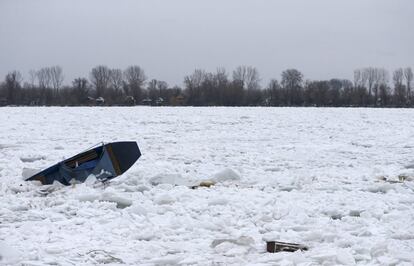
1 107 414 265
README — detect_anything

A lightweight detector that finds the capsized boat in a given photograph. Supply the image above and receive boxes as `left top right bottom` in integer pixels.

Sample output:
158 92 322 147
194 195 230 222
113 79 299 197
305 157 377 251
26 141 141 185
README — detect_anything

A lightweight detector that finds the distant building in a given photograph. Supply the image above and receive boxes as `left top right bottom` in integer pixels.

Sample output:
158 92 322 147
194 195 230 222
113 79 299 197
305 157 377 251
171 95 185 106
155 97 164 106
87 96 95 106
96 97 105 105
141 98 152 105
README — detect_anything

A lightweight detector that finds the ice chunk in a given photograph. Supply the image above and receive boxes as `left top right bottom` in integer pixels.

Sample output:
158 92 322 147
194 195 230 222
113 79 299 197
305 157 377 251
20 155 46 162
323 209 344 220
370 242 388 257
208 197 229 206
149 173 196 186
149 255 182 265
311 250 338 264
84 174 98 185
392 251 414 262
76 192 100 202
303 231 324 242
287 251 309 265
100 191 133 208
336 249 356 265
22 168 42 179
211 236 254 248
128 204 148 216
213 168 241 183
377 256 399 265
366 184 394 193
137 185 150 192
155 193 175 205
348 210 362 217
84 250 124 264
0 241 19 264
150 174 180 185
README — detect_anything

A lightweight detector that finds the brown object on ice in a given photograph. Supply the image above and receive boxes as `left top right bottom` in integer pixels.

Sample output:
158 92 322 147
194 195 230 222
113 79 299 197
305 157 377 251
266 241 308 253
199 180 215 187
191 180 216 189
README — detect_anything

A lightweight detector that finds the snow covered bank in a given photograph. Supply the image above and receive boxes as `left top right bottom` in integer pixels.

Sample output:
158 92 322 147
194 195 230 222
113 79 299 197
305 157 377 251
1 107 414 265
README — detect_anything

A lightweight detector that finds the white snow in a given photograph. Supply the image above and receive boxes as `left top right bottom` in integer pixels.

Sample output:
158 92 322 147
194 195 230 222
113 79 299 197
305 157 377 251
1 107 414 265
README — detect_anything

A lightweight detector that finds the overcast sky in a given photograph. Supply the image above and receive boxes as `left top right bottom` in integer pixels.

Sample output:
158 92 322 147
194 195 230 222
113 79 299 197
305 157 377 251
0 0 413 86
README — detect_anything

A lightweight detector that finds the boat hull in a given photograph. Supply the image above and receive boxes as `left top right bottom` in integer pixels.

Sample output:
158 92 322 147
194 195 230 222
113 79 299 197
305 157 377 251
25 141 141 185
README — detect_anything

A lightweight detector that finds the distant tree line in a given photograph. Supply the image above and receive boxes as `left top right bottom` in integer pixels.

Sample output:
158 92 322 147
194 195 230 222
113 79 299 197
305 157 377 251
0 65 413 107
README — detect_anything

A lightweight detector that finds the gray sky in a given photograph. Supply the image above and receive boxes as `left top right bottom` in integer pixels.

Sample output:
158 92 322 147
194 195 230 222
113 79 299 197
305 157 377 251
0 0 413 87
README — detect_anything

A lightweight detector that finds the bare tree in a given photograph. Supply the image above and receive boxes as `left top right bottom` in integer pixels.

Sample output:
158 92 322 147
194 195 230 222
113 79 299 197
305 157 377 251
393 68 404 87
362 67 376 104
266 79 283 106
184 69 206 105
353 69 363 88
110 68 124 92
281 69 303 105
404 67 413 102
373 68 389 106
4 71 22 105
72 77 89 104
232 66 260 90
157 80 168 94
28 70 37 88
377 68 389 85
232 66 261 105
147 79 157 90
378 83 391 106
281 69 303 89
212 68 229 105
215 68 228 87
37 67 52 89
147 79 158 103
337 79 353 106
184 69 205 89
90 65 111 97
123 65 146 102
305 80 330 106
147 79 169 104
50 66 64 91
393 68 405 105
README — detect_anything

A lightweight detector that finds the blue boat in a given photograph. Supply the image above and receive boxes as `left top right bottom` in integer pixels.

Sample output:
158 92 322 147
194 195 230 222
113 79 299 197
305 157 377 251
26 141 141 185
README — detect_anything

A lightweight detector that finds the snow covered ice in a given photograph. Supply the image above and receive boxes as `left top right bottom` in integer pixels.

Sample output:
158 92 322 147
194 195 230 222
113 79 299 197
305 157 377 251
1 107 414 265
